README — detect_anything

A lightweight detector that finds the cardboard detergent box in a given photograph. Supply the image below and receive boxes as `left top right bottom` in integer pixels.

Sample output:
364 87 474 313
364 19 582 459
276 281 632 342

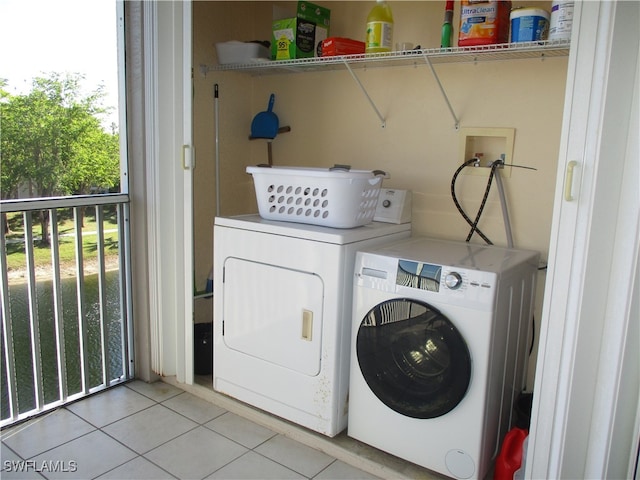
272 2 330 60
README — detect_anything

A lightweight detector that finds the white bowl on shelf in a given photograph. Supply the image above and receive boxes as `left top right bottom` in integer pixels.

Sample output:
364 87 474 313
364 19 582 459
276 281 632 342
215 41 270 65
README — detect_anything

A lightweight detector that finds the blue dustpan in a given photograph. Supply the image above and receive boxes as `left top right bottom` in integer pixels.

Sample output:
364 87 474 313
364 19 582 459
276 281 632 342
250 94 279 139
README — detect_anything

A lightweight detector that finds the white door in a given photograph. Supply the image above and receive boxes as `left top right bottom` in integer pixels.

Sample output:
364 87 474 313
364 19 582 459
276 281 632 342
528 1 640 478
144 1 194 383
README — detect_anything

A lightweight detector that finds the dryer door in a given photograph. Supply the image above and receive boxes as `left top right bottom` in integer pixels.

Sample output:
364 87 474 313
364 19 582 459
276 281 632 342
356 298 471 419
222 257 323 376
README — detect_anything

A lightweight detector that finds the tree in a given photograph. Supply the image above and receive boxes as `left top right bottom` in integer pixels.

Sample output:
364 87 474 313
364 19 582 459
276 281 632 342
62 116 120 196
0 73 120 244
0 79 30 200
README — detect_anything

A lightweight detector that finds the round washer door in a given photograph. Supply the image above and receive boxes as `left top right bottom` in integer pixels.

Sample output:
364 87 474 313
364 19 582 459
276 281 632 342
356 298 471 419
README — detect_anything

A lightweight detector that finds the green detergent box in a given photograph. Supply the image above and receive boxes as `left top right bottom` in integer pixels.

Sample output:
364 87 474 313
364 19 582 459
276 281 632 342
272 2 330 60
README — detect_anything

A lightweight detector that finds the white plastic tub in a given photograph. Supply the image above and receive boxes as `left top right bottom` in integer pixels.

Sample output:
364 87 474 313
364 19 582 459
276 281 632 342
246 165 386 228
215 41 270 65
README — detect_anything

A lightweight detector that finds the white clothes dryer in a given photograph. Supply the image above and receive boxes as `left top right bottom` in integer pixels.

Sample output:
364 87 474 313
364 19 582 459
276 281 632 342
213 214 410 437
348 237 539 479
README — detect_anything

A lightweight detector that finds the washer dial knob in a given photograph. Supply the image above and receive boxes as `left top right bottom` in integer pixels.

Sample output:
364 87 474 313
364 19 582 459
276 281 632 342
444 272 463 290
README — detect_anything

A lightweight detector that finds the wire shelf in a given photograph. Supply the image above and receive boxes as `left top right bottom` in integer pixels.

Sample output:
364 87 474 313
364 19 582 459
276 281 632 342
200 40 570 76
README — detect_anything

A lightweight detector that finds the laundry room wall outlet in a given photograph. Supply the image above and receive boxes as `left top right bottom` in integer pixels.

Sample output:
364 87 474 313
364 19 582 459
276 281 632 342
458 127 515 177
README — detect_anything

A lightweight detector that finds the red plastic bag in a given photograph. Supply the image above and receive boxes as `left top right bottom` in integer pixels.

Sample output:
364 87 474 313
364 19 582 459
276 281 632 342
494 427 528 480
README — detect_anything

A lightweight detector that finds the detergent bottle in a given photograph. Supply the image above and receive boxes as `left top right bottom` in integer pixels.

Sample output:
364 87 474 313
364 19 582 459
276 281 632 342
458 0 511 46
365 0 394 53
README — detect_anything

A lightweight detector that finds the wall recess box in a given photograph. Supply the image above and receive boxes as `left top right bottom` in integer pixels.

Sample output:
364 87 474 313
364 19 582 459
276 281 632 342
458 127 515 177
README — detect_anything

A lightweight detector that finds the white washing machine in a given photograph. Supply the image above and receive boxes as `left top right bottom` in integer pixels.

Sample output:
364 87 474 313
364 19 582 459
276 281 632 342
348 237 539 479
213 214 410 437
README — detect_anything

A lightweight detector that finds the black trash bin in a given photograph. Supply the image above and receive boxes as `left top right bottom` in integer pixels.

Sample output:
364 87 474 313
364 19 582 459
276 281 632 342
514 392 533 429
194 323 213 375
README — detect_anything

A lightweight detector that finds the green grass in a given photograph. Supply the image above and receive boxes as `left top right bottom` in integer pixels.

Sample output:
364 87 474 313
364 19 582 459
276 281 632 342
4 208 120 271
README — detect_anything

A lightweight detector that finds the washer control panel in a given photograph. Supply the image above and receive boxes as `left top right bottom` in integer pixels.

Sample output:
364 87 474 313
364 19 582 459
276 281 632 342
357 253 498 308
440 267 497 295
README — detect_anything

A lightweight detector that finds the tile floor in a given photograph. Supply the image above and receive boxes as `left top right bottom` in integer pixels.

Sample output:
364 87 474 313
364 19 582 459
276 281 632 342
1 381 383 480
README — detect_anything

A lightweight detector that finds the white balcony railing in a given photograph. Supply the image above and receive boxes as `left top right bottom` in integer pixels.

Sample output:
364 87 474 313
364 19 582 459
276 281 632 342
1 194 133 427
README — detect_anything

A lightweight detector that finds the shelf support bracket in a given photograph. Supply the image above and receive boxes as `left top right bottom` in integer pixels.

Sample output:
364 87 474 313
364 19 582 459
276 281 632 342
342 59 386 128
423 54 460 130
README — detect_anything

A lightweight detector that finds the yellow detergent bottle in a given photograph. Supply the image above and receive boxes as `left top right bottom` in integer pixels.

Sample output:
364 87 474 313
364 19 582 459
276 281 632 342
365 0 394 53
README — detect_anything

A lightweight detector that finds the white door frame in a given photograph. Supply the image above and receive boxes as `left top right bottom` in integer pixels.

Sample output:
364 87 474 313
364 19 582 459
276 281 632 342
527 1 640 478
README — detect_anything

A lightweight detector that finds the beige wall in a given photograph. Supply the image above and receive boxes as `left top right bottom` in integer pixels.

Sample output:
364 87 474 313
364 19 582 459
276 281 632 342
193 1 567 383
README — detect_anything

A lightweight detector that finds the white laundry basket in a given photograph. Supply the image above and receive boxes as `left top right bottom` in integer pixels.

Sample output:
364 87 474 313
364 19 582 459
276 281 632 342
246 165 386 228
